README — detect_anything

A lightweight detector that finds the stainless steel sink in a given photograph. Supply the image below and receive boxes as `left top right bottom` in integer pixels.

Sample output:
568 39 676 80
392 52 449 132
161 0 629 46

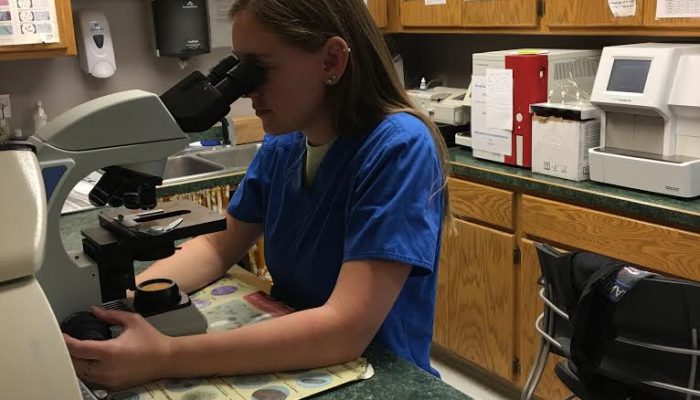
195 143 261 170
162 155 224 180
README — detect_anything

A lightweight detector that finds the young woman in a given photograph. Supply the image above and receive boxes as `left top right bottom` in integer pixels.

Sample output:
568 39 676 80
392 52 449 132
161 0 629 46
65 0 453 389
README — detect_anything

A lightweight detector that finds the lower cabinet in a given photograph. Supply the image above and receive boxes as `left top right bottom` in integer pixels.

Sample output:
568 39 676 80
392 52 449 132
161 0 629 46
435 178 700 399
436 211 517 381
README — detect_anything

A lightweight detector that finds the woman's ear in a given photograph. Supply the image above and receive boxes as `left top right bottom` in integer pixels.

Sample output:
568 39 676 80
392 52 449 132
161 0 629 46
321 36 350 85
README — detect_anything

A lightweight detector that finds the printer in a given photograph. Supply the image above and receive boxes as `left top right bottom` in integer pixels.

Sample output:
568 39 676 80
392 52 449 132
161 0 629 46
471 49 600 167
589 43 700 198
407 86 470 147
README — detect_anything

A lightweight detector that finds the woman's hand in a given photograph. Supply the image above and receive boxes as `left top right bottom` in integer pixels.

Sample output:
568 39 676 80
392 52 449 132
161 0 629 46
63 306 174 390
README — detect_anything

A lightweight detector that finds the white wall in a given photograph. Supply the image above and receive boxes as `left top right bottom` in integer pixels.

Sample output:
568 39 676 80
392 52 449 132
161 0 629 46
0 0 253 135
2 0 698 136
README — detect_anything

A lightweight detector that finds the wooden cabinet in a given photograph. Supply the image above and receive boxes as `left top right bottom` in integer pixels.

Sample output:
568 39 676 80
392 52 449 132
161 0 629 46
434 179 517 381
643 0 700 28
0 0 76 60
462 0 539 27
367 0 388 28
545 0 644 27
399 0 461 27
439 218 516 381
434 174 700 399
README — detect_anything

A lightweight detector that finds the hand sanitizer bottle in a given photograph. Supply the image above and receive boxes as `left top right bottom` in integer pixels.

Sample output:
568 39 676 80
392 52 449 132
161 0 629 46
33 101 47 135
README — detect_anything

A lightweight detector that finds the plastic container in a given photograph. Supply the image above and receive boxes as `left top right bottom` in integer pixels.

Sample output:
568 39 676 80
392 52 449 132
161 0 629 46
33 101 47 135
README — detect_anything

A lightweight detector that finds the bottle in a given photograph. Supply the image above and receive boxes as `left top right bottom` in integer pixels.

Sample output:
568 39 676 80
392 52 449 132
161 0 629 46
33 101 47 135
419 77 427 90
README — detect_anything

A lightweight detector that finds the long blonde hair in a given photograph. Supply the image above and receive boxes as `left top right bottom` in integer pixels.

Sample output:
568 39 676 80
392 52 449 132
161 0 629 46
230 0 454 233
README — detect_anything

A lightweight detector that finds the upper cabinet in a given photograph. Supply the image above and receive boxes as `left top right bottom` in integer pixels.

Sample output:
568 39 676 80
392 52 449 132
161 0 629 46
367 0 388 28
643 0 700 28
545 0 644 27
462 0 539 28
399 0 462 27
387 0 700 35
0 0 76 60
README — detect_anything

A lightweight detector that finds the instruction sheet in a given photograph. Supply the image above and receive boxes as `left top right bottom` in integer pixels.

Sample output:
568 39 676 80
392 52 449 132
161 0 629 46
656 0 700 18
0 0 59 45
106 274 374 400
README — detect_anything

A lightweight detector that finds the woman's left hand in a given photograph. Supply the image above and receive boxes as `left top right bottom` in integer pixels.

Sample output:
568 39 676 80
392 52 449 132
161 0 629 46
63 306 174 390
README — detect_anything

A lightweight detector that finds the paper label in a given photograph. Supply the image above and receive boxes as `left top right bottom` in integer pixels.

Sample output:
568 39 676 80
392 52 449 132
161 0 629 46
608 0 637 17
656 0 700 18
471 75 513 156
485 68 513 131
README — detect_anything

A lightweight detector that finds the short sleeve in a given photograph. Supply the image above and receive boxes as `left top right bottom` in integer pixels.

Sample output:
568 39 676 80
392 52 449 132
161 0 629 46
343 121 444 276
227 143 267 224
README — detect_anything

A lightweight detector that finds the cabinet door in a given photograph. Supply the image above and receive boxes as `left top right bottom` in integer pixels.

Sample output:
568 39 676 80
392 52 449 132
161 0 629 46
433 241 450 347
367 0 388 28
545 0 644 27
462 0 539 27
0 0 76 60
518 239 573 400
399 0 461 27
442 219 516 381
643 0 700 28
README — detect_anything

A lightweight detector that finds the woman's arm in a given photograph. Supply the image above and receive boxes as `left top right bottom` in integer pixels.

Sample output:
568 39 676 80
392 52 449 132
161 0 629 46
65 259 411 389
135 213 263 294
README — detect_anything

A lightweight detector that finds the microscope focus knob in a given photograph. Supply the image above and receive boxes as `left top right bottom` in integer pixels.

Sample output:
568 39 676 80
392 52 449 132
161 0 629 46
61 312 113 341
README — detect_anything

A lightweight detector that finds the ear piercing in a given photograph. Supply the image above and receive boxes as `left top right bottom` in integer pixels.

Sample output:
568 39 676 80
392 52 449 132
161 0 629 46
326 74 338 84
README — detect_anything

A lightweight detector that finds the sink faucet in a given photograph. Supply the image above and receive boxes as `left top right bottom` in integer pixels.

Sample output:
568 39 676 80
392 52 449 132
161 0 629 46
220 116 236 146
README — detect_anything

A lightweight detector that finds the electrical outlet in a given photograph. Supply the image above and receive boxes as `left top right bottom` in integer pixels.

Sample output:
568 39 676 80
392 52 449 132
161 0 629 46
0 94 10 119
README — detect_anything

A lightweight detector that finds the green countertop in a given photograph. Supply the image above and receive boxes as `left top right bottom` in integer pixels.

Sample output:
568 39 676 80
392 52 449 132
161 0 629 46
59 210 472 400
151 147 699 232
448 148 699 232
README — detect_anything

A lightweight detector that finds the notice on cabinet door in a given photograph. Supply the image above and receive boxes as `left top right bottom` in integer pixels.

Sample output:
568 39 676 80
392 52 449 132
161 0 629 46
0 0 59 46
656 0 700 18
608 0 636 17
425 0 447 5
208 0 235 49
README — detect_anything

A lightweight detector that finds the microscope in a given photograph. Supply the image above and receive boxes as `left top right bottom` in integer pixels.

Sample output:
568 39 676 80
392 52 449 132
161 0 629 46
0 55 263 399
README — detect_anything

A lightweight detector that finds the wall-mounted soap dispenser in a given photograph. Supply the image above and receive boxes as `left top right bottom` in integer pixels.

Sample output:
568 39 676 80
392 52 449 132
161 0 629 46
149 0 211 61
75 10 116 79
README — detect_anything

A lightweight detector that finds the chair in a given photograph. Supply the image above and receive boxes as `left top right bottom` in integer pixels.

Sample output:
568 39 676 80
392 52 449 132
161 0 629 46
521 242 700 400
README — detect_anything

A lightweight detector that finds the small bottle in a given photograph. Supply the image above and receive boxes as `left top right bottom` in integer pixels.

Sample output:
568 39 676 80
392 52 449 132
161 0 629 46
419 77 427 90
33 101 47 135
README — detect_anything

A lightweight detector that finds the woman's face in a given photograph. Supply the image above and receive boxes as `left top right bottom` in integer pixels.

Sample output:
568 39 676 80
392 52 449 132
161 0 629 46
231 10 329 135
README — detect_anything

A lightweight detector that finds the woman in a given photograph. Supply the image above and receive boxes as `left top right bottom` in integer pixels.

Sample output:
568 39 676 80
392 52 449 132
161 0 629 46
65 0 453 389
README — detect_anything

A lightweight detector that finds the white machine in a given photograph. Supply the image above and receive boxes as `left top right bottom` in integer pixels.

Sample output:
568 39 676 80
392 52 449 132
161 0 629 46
589 43 700 198
471 49 600 167
407 86 470 126
1 55 264 399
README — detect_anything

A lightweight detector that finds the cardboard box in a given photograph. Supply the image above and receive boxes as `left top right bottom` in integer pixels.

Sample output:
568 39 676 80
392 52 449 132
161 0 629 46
532 111 600 181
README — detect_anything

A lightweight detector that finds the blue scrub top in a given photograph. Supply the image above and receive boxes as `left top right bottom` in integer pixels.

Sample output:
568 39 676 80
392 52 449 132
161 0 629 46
227 112 444 375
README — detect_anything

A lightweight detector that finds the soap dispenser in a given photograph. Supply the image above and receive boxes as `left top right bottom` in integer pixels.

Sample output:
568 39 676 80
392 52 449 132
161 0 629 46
76 10 116 78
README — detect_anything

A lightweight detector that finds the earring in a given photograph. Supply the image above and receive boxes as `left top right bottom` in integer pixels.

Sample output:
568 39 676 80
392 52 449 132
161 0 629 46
326 74 337 84
342 47 351 54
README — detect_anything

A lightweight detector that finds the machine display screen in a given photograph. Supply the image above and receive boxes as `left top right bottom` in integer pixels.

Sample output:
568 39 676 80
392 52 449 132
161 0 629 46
606 59 652 93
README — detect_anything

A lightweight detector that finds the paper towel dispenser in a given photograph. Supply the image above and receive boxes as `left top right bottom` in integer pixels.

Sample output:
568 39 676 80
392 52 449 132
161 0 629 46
149 0 211 60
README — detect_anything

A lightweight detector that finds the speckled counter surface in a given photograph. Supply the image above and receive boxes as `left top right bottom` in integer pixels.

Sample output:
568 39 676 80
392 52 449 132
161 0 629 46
449 148 700 232
59 210 473 400
149 148 699 232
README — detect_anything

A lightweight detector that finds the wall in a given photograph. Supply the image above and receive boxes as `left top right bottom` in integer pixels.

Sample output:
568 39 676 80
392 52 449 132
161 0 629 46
0 0 253 135
2 0 699 136
389 33 700 90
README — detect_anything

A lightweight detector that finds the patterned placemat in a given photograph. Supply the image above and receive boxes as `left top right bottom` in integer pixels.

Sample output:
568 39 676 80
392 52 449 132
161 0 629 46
107 274 373 400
